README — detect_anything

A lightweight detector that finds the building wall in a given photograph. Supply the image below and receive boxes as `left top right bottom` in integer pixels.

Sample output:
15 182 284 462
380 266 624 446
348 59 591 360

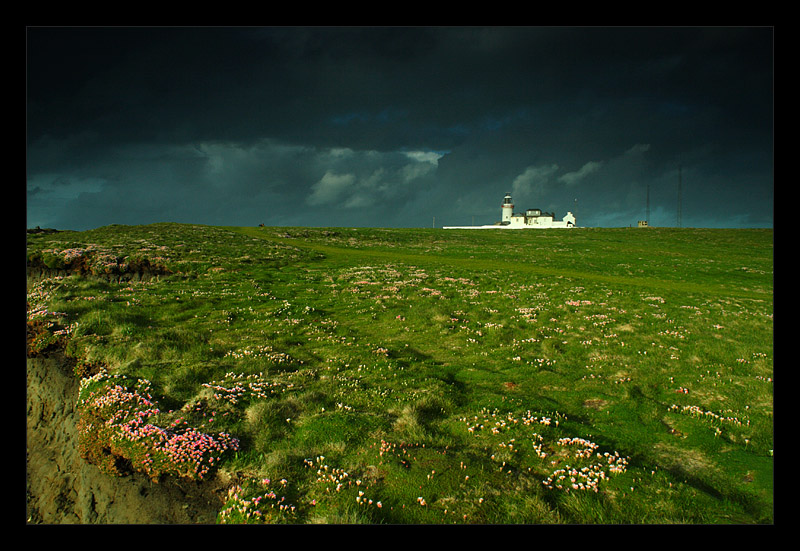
505 212 574 228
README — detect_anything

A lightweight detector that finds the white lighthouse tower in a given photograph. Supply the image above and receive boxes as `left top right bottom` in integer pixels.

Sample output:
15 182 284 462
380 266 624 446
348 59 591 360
501 193 514 223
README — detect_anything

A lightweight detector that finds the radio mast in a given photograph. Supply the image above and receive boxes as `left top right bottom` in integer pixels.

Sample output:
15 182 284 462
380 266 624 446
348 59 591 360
677 165 683 228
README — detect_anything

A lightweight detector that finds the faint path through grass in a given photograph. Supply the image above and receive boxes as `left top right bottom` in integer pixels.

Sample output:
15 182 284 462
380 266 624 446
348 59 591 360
231 227 771 301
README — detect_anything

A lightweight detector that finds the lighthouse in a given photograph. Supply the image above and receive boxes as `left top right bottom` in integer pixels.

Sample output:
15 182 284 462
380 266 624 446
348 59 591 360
442 192 577 229
501 193 514 223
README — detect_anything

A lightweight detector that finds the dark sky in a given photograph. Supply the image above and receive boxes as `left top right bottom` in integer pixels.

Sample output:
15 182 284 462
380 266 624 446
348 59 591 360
26 26 773 230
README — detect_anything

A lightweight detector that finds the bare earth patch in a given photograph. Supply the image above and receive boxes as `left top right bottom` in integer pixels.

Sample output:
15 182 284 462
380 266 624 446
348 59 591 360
583 398 608 410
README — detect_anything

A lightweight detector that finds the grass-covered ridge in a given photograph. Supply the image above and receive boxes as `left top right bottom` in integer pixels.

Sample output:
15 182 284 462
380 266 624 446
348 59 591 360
27 223 773 524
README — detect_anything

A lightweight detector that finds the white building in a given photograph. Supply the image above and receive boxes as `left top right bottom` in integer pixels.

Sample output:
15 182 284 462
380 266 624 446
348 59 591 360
444 193 576 229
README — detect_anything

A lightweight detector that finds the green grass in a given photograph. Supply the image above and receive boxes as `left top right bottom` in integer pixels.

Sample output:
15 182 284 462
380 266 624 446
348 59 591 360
27 223 773 524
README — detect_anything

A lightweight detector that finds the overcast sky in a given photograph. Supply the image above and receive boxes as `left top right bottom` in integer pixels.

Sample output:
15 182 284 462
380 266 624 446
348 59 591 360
26 26 773 230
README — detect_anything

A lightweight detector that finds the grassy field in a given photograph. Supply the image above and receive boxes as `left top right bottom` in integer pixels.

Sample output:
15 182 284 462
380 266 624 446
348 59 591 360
26 223 773 524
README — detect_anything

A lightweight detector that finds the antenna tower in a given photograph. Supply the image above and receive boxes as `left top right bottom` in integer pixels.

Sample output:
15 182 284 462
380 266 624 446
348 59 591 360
677 165 682 228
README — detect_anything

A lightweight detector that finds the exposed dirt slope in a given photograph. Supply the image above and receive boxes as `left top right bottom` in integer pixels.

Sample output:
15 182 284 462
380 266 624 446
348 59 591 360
26 352 227 524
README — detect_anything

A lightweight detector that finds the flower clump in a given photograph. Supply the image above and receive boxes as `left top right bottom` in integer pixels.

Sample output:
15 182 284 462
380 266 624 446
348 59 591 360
217 478 297 524
668 403 749 427
26 277 70 355
459 407 628 495
302 455 384 516
201 371 298 404
542 439 629 493
77 370 239 481
565 299 593 307
223 345 300 366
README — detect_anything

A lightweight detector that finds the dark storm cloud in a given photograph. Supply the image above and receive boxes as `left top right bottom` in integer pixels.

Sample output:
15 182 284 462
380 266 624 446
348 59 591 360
26 26 773 230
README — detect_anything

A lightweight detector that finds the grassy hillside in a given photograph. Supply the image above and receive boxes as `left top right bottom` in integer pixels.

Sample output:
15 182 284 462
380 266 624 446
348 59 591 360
27 223 773 524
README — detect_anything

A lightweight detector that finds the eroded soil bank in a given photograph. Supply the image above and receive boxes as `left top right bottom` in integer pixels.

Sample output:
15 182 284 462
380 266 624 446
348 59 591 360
26 351 228 524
